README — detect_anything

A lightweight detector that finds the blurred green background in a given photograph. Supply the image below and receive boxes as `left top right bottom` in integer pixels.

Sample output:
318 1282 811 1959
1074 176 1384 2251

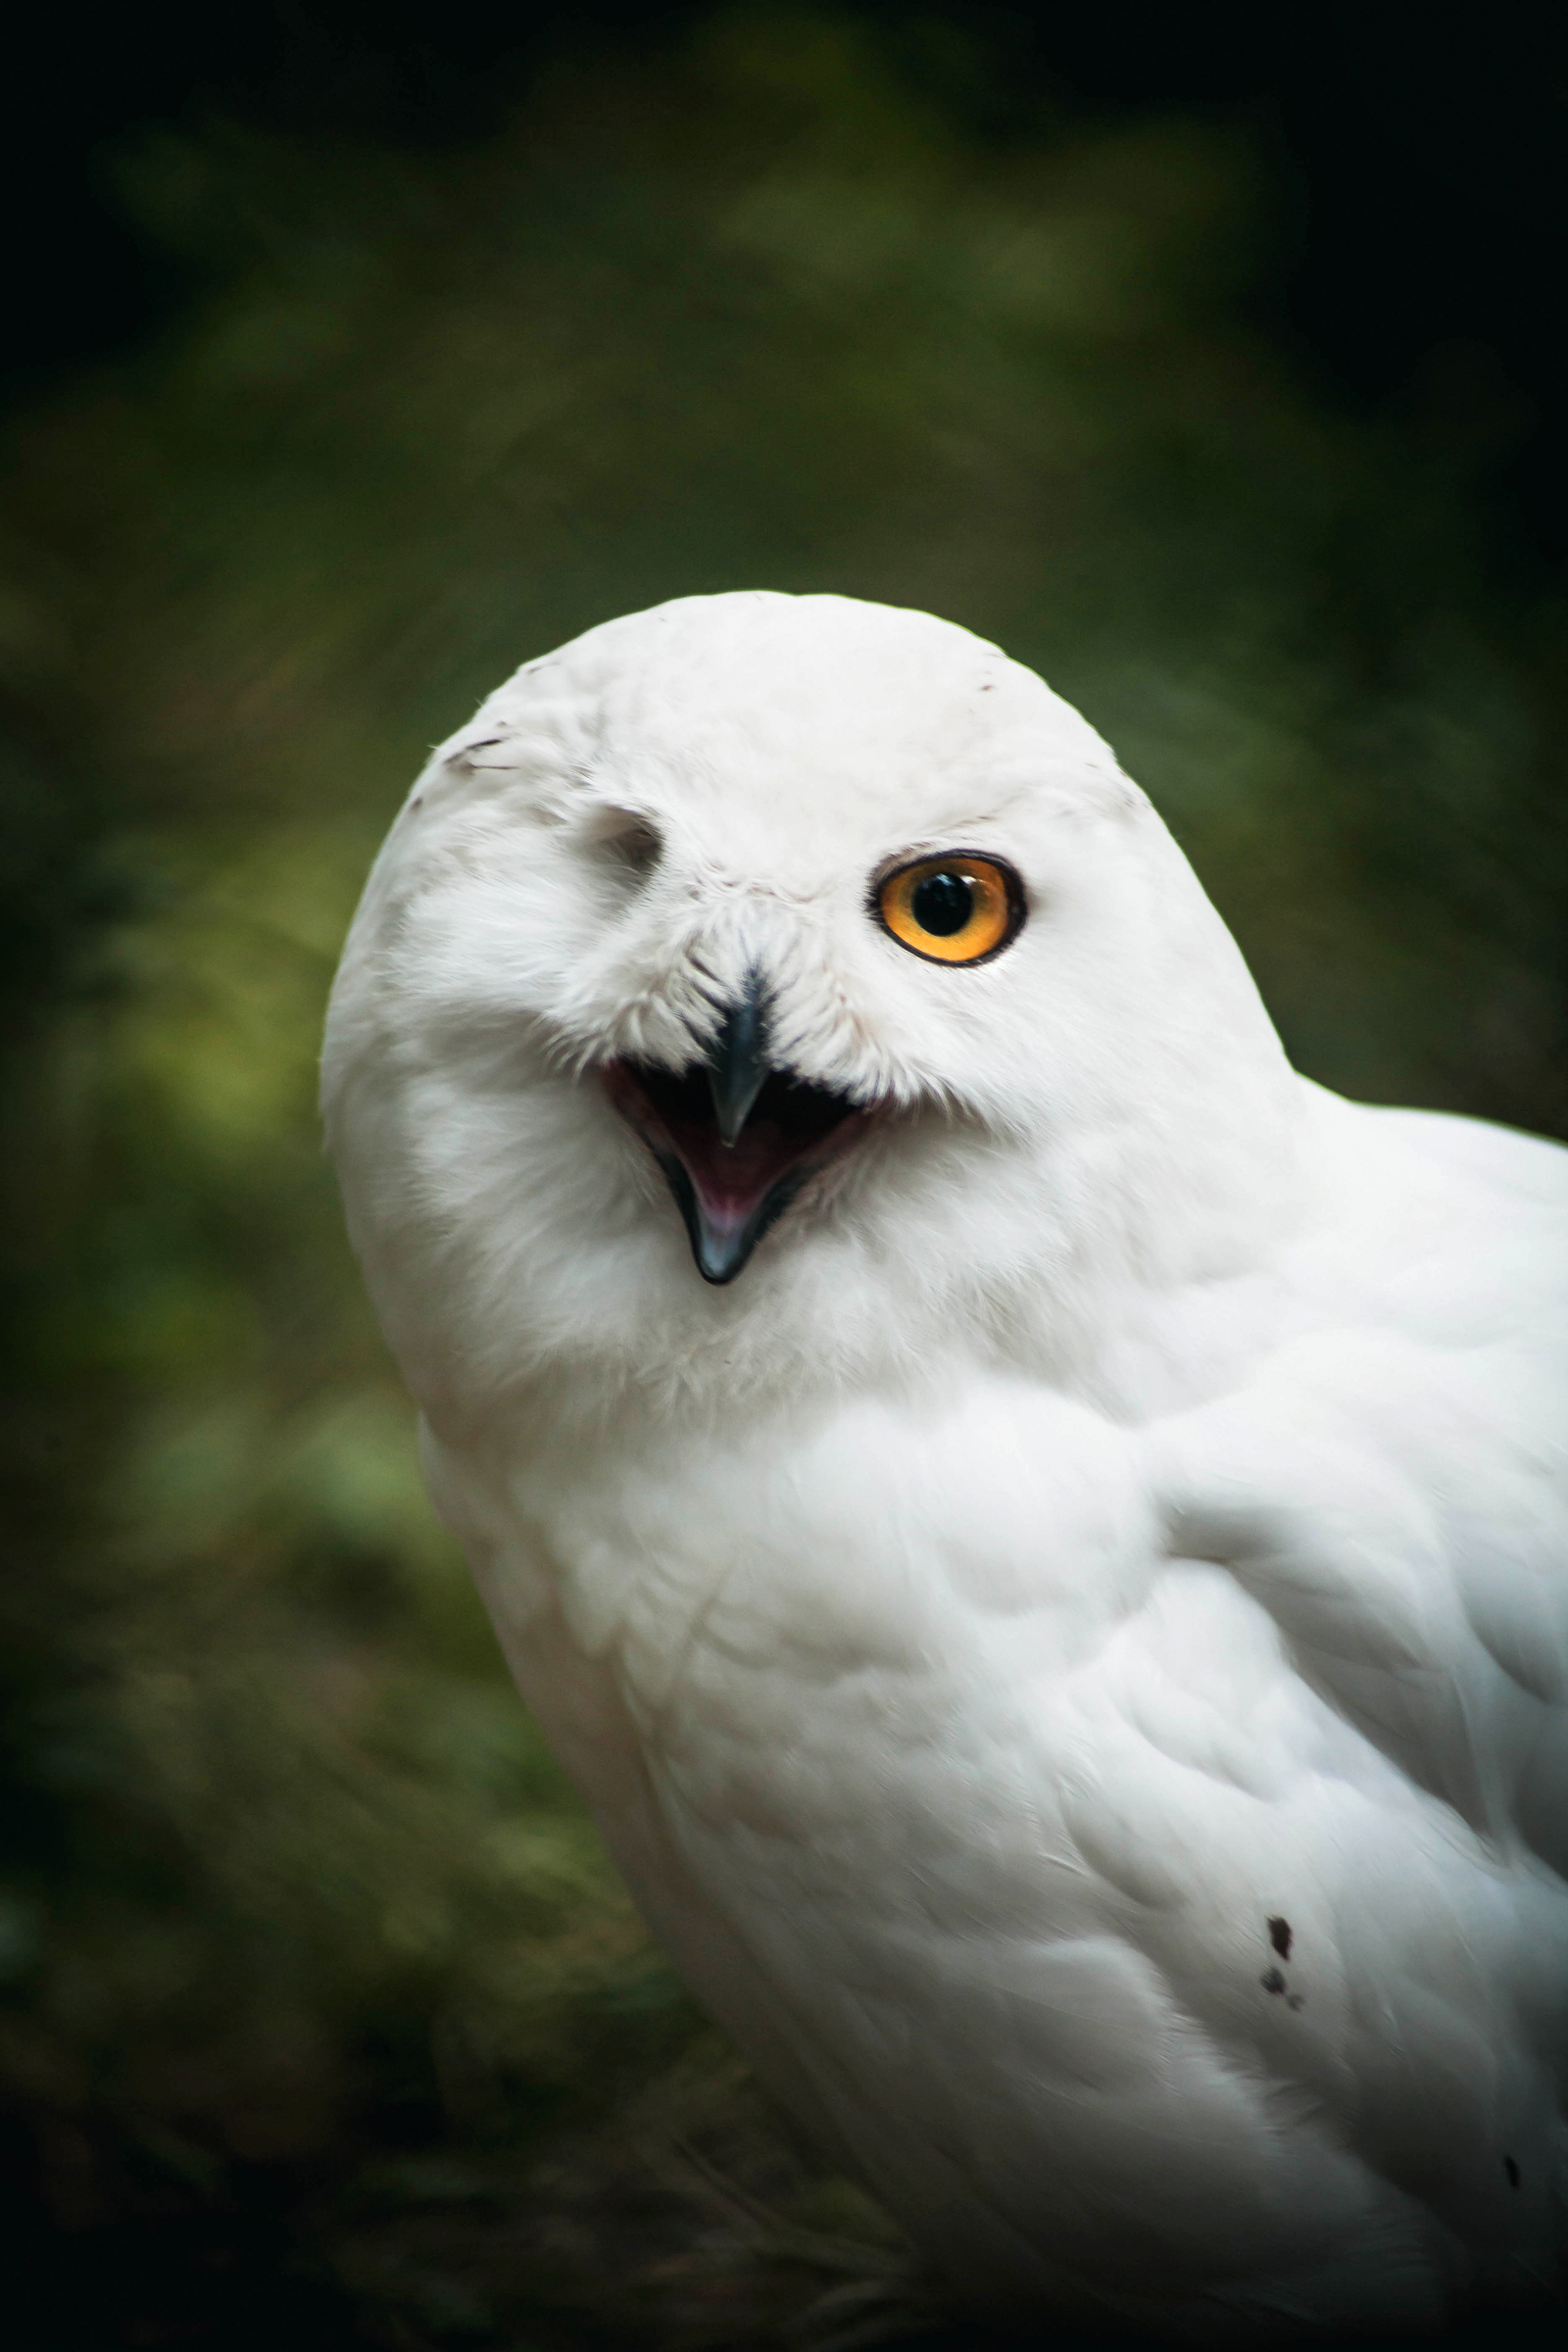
2 6 1565 2346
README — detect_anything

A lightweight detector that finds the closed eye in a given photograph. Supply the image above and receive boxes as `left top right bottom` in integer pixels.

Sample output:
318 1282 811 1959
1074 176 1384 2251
589 808 663 882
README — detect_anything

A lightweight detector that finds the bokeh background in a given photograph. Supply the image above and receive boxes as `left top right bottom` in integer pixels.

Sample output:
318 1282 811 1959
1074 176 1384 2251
2 5 1566 2346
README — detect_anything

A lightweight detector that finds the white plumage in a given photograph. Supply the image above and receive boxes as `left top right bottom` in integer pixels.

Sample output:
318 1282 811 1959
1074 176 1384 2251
322 592 1568 2338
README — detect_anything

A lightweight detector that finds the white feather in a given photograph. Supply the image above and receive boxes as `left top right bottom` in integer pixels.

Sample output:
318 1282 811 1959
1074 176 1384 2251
323 591 1568 2336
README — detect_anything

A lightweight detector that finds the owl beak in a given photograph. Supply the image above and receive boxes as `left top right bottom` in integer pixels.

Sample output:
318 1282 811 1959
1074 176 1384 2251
603 972 872 1286
706 970 770 1148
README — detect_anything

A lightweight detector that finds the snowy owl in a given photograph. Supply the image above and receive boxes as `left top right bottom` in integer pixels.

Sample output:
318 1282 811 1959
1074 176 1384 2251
322 592 1568 2339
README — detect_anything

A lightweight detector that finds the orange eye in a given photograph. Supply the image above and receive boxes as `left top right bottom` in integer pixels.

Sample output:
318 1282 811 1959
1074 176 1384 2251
874 853 1024 965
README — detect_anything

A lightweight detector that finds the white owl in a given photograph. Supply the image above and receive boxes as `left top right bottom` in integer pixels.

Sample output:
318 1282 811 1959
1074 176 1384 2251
322 592 1568 2339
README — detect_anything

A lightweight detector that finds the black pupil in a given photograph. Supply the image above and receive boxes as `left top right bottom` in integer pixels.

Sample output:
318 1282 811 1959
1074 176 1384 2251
910 870 973 936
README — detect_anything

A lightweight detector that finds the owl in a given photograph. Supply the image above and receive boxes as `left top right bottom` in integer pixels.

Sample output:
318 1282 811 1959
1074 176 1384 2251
322 592 1568 2339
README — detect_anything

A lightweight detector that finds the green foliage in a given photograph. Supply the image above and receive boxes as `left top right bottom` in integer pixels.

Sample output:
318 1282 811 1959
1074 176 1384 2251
1 8 1563 2343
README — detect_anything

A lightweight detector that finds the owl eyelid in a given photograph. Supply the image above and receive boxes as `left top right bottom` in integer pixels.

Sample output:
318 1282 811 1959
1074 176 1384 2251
584 807 664 880
869 849 1027 967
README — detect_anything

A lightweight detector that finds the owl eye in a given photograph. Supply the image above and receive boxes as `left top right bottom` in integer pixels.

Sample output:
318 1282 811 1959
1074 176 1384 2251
874 852 1024 965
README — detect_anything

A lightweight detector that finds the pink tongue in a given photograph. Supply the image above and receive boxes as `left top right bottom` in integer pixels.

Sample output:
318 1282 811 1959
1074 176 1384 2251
674 1120 796 1229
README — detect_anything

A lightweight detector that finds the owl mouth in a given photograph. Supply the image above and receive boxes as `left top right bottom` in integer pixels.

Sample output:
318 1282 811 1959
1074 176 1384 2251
603 1049 872 1285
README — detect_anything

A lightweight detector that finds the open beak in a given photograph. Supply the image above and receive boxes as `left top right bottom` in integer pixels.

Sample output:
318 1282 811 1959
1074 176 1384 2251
604 974 872 1283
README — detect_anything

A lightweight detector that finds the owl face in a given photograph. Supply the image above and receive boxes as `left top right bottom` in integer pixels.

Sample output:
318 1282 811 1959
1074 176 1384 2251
599 838 1028 1284
323 594 1300 1420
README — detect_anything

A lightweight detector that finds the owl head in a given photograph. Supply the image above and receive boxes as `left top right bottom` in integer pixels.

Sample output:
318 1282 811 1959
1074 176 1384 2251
322 593 1304 1430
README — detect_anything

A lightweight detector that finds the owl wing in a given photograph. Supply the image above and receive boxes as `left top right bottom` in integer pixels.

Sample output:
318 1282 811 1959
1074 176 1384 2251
1156 1098 1568 1873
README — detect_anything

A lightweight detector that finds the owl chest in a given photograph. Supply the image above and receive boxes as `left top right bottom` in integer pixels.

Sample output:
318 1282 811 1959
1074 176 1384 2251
502 1403 1568 2316
530 1388 1315 1985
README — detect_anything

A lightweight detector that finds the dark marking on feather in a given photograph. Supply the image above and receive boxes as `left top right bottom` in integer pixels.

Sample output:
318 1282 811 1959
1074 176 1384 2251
1260 1968 1287 1995
1287 1992 1305 2012
1267 1916 1293 1959
1504 2156 1521 2189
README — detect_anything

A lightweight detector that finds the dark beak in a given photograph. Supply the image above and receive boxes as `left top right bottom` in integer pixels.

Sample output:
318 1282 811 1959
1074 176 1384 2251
706 970 770 1148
